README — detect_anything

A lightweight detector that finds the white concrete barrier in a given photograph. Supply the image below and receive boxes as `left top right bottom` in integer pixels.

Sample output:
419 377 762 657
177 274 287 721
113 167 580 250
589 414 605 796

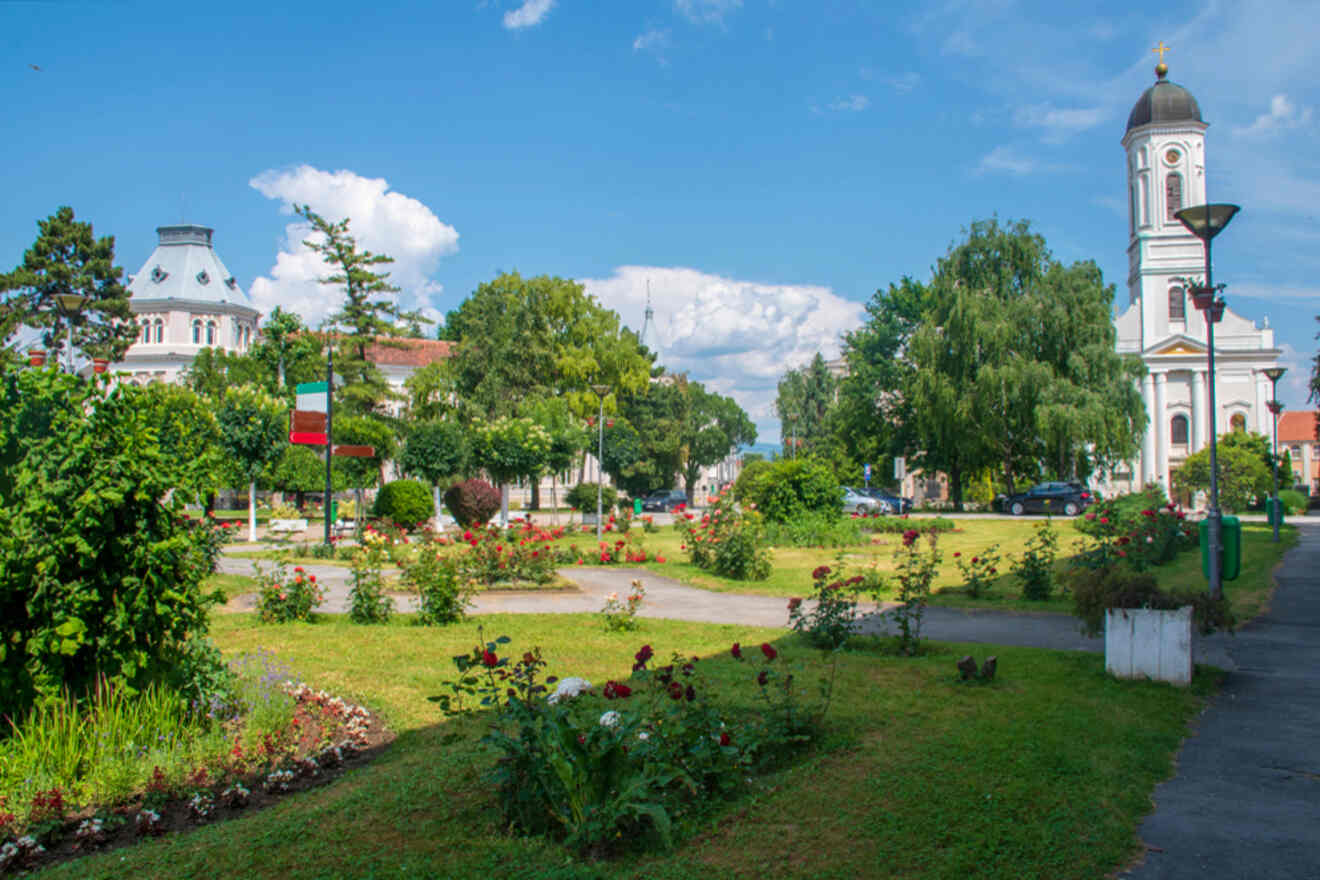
269 518 310 534
1104 606 1193 686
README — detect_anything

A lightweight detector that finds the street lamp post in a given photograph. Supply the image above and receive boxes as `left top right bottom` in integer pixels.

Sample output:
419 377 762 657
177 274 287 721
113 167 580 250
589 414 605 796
53 294 89 375
1264 366 1287 543
592 384 610 544
1174 203 1240 600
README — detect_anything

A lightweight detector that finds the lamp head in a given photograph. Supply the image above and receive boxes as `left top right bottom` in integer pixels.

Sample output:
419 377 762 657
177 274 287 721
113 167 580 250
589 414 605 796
591 384 610 398
1263 366 1287 383
1174 204 1240 242
54 293 89 315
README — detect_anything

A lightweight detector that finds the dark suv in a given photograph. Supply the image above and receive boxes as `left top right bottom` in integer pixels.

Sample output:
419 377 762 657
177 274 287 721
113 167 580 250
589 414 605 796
1000 482 1096 516
641 489 688 512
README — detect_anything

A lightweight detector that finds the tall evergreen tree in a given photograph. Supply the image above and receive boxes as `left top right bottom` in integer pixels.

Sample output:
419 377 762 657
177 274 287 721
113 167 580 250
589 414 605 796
0 206 137 365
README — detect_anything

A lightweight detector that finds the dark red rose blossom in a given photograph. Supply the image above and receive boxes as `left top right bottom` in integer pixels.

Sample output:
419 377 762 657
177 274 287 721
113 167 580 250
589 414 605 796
681 663 695 677
719 731 731 747
902 529 919 547
811 565 831 580
761 643 777 662
482 650 498 668
685 684 695 702
603 680 632 699
787 597 802 612
757 670 768 686
731 642 743 659
668 681 684 700
635 644 653 664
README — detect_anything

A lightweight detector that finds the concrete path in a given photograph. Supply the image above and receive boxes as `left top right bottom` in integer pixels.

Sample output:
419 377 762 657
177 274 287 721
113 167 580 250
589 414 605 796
1119 520 1320 880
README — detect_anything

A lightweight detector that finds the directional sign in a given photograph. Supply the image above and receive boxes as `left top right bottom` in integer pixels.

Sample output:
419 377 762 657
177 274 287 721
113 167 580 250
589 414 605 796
289 410 328 445
332 445 376 458
894 456 906 480
295 381 328 413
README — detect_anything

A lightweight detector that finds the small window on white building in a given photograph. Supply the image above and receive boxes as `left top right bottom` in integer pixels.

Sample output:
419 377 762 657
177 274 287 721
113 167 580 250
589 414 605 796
205 321 216 346
1170 414 1189 445
153 318 164 343
1168 286 1185 321
1166 173 1183 221
140 320 151 343
192 319 202 344
1230 413 1246 433
243 325 251 348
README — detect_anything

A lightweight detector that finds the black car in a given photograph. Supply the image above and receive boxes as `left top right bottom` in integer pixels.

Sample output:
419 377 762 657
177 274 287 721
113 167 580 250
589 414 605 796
641 489 687 512
1001 482 1095 516
861 488 913 515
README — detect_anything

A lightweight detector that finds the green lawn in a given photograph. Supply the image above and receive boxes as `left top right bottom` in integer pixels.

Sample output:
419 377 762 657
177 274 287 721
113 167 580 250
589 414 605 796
42 613 1218 879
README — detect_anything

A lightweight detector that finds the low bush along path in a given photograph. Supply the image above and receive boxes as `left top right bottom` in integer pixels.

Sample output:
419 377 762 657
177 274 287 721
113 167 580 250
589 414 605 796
216 549 1238 666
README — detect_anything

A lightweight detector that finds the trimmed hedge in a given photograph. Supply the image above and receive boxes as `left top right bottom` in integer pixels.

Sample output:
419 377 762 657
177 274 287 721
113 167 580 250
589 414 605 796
373 479 435 529
443 479 501 527
565 481 617 513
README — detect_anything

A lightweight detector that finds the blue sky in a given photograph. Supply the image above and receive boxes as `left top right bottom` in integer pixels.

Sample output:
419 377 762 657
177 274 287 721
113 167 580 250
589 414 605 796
3 0 1317 443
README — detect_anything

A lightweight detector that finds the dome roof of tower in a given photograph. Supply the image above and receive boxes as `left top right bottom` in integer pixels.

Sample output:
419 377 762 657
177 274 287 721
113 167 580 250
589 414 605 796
1126 75 1203 133
126 225 255 312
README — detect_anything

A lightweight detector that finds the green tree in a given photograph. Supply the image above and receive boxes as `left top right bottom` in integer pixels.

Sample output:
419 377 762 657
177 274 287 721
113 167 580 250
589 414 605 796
136 383 224 503
404 361 458 423
269 444 348 509
0 206 138 365
252 307 325 393
296 205 427 415
675 378 757 501
217 385 288 541
523 396 588 514
1174 435 1272 512
472 415 551 524
398 419 470 523
775 353 836 458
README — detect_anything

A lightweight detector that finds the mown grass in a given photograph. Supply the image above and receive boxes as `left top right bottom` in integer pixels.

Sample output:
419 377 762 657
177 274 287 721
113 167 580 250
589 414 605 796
42 613 1218 879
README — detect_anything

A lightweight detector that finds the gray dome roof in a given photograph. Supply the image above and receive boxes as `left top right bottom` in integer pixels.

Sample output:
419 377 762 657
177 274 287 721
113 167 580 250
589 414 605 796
1126 76 1203 133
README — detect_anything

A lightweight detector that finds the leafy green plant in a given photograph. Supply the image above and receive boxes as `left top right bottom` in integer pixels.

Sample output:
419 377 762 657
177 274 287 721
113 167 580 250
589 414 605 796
372 479 435 530
253 561 324 623
742 458 841 523
888 529 941 655
600 580 646 632
349 532 394 624
677 492 772 581
565 481 617 513
1277 488 1307 515
1066 565 1235 637
787 564 866 649
402 546 473 625
1013 521 1058 600
953 544 1001 598
764 514 864 547
0 370 224 720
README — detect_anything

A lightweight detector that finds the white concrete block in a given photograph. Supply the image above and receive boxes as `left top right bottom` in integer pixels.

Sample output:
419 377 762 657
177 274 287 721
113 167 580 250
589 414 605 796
1104 606 1193 686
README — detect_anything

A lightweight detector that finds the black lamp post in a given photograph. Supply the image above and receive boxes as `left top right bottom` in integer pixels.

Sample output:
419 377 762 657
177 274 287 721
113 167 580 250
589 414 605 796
1264 366 1287 542
53 294 89 375
1174 203 1239 599
592 384 610 544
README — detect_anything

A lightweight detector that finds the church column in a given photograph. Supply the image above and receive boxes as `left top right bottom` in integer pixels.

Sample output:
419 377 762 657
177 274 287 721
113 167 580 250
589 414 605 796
1154 371 1169 495
1255 371 1270 434
1141 372 1157 486
1191 369 1205 452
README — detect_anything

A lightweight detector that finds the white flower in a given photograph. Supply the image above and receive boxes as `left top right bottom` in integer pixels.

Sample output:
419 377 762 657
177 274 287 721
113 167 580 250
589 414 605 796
599 710 621 728
637 731 650 741
548 676 592 704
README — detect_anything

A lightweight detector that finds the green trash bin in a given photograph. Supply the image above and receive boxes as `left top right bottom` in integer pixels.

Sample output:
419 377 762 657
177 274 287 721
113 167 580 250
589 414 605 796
1199 515 1242 582
633 498 642 516
330 499 339 523
1266 497 1285 528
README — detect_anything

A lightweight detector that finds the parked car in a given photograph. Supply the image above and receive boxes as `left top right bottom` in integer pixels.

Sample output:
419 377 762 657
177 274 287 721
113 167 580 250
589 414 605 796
999 481 1096 516
860 488 913 515
842 487 882 514
641 489 687 512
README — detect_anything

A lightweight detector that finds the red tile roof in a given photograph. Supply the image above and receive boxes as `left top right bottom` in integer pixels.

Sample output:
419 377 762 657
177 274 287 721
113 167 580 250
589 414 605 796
1279 410 1318 444
364 338 455 367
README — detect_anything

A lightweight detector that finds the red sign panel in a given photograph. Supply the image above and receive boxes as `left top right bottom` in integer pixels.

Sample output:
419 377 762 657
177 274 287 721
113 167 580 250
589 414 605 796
291 410 327 433
289 431 328 445
332 445 376 458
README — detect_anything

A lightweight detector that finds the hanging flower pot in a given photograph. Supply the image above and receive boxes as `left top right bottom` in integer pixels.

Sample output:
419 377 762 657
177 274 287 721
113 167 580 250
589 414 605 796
92 358 110 374
28 349 46 366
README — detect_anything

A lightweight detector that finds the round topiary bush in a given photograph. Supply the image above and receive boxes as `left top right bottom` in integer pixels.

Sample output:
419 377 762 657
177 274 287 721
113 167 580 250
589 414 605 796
565 481 617 513
743 458 842 523
1278 488 1307 515
443 478 502 527
373 479 435 529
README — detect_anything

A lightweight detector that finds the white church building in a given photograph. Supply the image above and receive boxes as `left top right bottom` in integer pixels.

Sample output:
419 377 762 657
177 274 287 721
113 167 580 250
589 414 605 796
1110 60 1281 499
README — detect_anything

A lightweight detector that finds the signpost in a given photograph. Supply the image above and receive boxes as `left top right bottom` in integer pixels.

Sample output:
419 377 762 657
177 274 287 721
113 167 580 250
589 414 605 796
894 456 906 480
293 364 375 544
863 462 871 488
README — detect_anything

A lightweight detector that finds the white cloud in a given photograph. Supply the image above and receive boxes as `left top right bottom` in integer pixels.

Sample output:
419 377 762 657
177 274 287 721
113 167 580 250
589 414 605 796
248 165 459 329
1013 103 1107 142
1227 281 1320 303
674 0 741 25
1234 94 1313 138
885 72 921 94
578 265 863 440
633 27 671 54
826 94 870 112
1276 342 1315 409
503 0 555 30
975 146 1036 176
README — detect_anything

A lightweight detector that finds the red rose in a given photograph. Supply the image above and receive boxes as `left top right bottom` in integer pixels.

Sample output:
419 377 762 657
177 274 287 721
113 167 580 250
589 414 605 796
668 681 684 700
603 680 632 699
757 670 768 686
787 598 802 612
811 565 831 580
635 644 654 664
761 643 777 661
685 684 695 702
719 732 731 746
731 642 743 659
481 650 498 668
902 529 919 547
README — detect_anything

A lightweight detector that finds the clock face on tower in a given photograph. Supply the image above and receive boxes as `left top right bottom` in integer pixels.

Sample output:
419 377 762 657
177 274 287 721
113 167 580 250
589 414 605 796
1165 148 1181 164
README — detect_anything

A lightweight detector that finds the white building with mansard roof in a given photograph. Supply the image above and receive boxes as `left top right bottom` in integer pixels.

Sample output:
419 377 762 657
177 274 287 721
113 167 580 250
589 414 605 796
113 224 261 383
1110 60 1281 499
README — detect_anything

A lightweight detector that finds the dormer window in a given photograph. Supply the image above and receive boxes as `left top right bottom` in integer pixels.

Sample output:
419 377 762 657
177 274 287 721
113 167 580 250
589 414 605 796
150 265 169 283
224 277 237 290
196 270 210 286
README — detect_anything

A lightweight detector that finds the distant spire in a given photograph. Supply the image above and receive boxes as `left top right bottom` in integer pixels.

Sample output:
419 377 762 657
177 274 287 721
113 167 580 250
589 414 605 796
639 279 661 364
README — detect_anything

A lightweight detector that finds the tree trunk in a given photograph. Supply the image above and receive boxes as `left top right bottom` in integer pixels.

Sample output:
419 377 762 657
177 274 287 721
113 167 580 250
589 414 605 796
949 461 963 511
550 475 559 525
500 484 509 527
433 484 443 531
530 480 541 511
248 480 258 542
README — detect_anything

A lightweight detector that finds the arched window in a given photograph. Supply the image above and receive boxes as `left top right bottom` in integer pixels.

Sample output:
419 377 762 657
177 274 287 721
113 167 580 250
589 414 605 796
233 324 241 347
1166 173 1183 221
140 320 151 343
192 320 202 344
1170 414 1189 445
1168 286 1185 321
205 321 216 345
1230 413 1246 433
153 318 164 343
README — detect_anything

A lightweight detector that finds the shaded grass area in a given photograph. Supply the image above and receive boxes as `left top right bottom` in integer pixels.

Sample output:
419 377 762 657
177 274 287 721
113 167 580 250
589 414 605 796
202 572 259 602
45 614 1217 879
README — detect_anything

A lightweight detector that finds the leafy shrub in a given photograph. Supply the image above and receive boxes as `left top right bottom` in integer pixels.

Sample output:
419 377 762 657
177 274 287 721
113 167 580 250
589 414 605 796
0 370 223 719
764 514 863 547
787 564 867 648
953 545 1001 598
742 458 841 523
1076 491 1196 572
1066 565 1234 637
453 523 559 583
677 492 771 581
254 561 324 623
1278 489 1307 515
372 479 434 530
600 579 646 631
403 546 473 625
349 531 394 624
731 459 773 502
565 481 618 514
854 514 956 534
443 479 501 527
1013 521 1058 600
890 529 941 654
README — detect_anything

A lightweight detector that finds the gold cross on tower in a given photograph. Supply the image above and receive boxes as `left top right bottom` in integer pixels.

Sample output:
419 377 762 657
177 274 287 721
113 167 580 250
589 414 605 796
1152 41 1171 63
